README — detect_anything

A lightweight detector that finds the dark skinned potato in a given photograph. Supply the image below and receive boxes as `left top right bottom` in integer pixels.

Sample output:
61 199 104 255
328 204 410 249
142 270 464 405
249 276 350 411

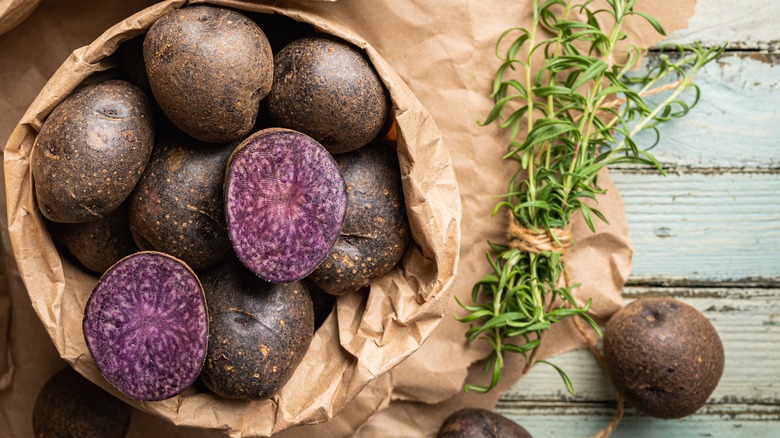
47 203 136 273
438 408 533 438
310 142 410 295
33 367 132 438
604 298 725 419
129 134 234 270
144 5 273 143
31 80 153 223
267 36 389 154
200 259 314 400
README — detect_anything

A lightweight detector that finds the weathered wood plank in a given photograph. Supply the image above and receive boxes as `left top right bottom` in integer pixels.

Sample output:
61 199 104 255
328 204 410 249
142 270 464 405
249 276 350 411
495 403 780 438
607 172 780 283
500 288 780 405
498 288 780 435
664 0 780 51
624 52 780 170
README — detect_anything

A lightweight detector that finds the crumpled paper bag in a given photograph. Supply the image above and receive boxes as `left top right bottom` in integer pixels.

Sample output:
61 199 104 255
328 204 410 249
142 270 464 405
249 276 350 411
0 0 696 436
2 0 460 436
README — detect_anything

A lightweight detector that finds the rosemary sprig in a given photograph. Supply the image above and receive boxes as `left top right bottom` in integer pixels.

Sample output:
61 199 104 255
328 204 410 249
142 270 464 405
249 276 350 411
459 0 724 394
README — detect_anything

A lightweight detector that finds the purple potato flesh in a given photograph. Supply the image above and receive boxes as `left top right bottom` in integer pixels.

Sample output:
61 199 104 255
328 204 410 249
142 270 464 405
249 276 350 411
225 128 347 283
82 252 207 401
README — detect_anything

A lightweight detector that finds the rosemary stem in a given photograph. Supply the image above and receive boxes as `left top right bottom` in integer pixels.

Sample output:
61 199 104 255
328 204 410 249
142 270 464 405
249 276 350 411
525 1 540 221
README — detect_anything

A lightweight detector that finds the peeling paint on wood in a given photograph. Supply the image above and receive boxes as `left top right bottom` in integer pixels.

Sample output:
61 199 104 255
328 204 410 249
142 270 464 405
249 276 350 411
664 0 780 51
495 404 780 438
612 172 780 283
498 290 780 436
500 290 780 406
617 53 780 171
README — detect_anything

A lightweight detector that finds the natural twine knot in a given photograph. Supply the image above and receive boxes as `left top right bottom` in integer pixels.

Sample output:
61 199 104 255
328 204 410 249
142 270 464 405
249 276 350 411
506 214 573 255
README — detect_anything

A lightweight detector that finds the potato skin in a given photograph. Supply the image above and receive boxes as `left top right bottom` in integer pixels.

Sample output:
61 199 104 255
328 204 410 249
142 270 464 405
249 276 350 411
438 408 533 438
33 367 132 438
129 135 234 270
310 142 410 295
32 80 153 223
144 5 273 143
604 298 725 419
48 203 136 273
267 36 389 154
201 260 314 400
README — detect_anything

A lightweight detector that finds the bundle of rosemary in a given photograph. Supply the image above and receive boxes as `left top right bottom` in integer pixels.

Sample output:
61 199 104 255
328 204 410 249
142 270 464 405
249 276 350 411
458 0 723 393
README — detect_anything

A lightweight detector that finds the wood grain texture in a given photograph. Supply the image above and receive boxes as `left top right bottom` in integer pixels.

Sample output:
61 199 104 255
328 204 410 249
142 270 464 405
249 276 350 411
625 52 780 171
495 404 780 438
497 287 780 436
613 172 780 283
500 288 780 404
664 0 780 51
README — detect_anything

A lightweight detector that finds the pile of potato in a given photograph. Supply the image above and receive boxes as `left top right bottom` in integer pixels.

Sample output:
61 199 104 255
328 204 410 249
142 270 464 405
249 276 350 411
33 5 410 403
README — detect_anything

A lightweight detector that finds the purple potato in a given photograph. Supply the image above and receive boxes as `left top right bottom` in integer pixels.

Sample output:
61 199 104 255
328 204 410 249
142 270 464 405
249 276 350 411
82 252 208 401
267 36 389 154
144 5 273 143
33 367 132 438
438 408 533 438
604 298 725 419
200 259 314 400
224 128 347 283
48 203 137 273
310 142 410 295
32 80 153 223
129 135 235 270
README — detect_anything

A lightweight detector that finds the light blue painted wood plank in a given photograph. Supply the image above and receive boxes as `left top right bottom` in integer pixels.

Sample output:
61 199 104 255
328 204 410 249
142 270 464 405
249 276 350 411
498 288 780 437
623 52 780 170
665 0 780 51
609 172 780 282
496 404 780 438
500 288 780 404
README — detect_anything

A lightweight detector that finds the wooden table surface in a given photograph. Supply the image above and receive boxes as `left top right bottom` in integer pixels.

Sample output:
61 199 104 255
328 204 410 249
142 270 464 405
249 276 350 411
497 1 780 436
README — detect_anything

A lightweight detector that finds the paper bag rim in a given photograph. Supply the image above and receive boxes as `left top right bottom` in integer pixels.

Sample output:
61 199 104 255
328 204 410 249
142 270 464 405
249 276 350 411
2 1 462 436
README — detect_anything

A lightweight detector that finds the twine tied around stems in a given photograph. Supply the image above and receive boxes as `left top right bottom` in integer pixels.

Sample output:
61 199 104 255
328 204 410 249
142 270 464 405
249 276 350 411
506 215 573 256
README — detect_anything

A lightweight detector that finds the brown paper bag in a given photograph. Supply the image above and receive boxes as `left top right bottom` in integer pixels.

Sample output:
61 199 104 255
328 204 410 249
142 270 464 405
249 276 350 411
0 0 41 36
2 1 461 436
0 250 11 390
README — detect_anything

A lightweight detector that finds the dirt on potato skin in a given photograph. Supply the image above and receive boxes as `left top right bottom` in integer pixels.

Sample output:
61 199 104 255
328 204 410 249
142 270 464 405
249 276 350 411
129 134 235 270
143 5 273 143
267 36 389 154
32 80 154 224
200 259 314 400
33 367 132 438
437 408 533 438
48 202 136 273
310 142 410 295
603 297 725 419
